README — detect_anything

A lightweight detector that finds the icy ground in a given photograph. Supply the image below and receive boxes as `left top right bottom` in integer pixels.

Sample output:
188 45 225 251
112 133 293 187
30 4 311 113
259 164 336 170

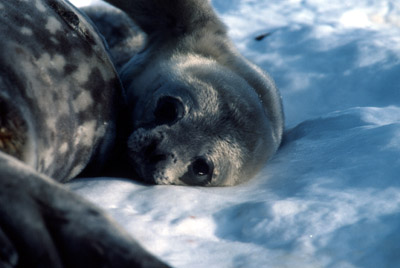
69 0 400 267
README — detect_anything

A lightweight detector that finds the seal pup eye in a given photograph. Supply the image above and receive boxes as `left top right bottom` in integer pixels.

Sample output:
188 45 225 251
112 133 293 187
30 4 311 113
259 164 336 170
190 157 214 184
179 157 214 186
192 157 212 177
154 96 184 126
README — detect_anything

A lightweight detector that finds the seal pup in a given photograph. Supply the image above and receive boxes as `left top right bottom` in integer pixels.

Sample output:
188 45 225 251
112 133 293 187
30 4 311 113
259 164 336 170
94 0 284 186
0 0 168 266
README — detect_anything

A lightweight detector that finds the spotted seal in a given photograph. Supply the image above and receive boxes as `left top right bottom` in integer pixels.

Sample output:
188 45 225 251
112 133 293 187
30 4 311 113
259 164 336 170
0 0 168 267
86 0 284 186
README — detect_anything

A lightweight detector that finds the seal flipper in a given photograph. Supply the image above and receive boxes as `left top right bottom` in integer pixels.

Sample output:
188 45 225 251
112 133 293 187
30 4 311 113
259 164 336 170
0 226 18 267
104 0 227 41
0 152 170 267
81 4 146 71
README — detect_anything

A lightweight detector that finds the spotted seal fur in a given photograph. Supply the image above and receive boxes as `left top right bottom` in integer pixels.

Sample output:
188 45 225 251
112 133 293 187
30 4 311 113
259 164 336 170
0 0 168 266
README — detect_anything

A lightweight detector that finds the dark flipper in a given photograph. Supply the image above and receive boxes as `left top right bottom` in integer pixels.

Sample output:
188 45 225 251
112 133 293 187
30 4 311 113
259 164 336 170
0 152 170 268
82 4 146 71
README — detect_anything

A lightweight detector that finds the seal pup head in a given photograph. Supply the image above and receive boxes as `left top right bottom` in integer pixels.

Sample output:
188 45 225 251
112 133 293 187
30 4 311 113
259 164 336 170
105 0 284 186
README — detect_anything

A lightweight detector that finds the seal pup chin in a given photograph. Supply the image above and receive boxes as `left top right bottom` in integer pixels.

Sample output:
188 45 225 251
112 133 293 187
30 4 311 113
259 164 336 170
103 0 284 186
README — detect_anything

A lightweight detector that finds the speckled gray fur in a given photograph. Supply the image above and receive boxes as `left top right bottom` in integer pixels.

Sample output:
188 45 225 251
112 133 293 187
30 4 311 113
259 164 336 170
0 0 168 267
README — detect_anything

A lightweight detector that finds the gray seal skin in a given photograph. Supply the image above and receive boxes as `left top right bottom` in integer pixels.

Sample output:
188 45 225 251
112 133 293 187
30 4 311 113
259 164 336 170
0 0 168 267
94 0 284 186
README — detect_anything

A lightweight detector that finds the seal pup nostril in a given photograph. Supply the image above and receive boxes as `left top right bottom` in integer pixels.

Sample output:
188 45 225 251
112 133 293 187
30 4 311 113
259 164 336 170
148 153 167 165
143 139 158 158
142 137 167 165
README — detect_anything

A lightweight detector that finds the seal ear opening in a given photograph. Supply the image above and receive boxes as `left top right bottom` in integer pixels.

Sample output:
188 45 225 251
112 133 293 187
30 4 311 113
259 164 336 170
154 96 185 126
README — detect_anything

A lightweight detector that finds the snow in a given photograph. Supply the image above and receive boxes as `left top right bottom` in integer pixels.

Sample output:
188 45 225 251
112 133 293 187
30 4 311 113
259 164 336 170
69 0 400 267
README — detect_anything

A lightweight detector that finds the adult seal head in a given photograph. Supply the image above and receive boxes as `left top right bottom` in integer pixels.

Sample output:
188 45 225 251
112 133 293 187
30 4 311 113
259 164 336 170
89 0 285 186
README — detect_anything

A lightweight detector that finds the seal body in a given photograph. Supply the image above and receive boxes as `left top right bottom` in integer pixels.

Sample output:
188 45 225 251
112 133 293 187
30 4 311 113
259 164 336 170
0 1 168 266
89 0 285 186
0 0 120 181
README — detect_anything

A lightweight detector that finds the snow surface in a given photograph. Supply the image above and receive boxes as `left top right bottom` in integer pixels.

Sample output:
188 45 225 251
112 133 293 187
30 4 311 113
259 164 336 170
69 0 400 267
